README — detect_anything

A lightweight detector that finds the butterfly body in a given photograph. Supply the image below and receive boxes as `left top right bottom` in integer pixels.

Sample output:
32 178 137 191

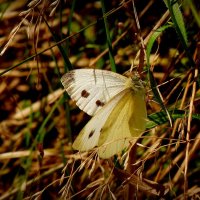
61 69 147 158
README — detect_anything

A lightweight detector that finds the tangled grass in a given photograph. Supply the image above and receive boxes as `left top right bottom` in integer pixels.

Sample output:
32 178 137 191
0 0 200 199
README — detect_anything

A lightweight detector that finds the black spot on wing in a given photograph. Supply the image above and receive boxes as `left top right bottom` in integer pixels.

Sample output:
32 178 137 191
96 100 105 107
88 130 95 138
81 90 90 98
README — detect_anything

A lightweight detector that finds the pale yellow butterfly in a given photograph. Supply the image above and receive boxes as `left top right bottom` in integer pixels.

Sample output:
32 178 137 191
61 69 147 158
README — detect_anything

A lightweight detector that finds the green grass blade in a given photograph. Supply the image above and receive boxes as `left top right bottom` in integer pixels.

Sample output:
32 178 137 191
146 25 173 126
100 0 116 72
164 0 195 66
146 25 171 63
42 15 72 72
147 109 200 129
185 0 200 27
65 0 77 59
165 0 188 46
37 96 63 143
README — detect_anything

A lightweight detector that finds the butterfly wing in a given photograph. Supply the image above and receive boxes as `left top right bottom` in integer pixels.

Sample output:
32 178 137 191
61 69 127 116
98 88 147 158
72 89 129 151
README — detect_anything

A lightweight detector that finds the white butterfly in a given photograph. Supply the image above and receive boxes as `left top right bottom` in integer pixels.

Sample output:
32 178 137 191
61 69 147 158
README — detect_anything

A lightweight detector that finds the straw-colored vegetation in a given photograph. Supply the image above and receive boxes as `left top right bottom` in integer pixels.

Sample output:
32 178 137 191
0 0 200 199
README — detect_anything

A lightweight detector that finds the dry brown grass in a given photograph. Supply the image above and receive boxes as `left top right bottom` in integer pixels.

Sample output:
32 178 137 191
0 0 200 199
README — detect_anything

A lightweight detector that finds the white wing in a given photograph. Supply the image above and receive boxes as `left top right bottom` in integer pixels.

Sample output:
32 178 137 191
72 89 129 151
61 69 128 116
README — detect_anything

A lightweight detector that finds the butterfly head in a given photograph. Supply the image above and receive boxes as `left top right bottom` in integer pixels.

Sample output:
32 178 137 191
132 75 145 88
125 75 145 94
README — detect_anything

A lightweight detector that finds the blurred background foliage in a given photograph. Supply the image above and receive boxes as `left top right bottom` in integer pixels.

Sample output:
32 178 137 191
0 0 200 199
